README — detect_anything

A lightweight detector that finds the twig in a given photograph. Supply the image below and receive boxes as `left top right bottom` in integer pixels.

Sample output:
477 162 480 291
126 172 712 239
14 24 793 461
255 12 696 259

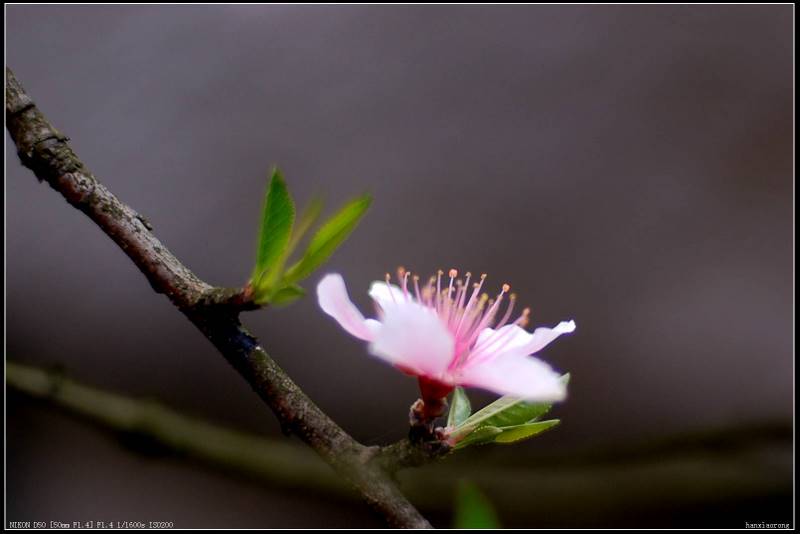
7 361 348 496
5 67 431 528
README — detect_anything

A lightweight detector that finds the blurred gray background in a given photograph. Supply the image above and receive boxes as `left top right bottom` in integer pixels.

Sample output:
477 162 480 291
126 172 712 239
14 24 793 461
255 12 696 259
6 4 793 528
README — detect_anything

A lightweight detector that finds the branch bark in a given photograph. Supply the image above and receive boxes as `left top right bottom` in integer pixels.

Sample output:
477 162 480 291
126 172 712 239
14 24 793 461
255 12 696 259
5 67 431 528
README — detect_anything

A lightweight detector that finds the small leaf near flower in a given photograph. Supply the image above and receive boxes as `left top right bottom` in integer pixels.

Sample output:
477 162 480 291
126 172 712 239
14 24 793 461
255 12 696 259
447 387 472 428
449 374 570 442
452 426 503 450
493 419 560 443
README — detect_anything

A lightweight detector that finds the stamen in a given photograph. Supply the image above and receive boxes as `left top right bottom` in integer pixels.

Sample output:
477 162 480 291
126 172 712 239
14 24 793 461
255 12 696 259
462 274 486 314
401 270 411 298
413 275 421 302
436 270 443 312
495 293 517 329
425 276 436 307
447 269 457 299
456 272 472 310
515 307 531 327
421 286 433 304
449 279 466 327
470 306 532 365
455 273 482 336
464 286 508 347
385 273 397 304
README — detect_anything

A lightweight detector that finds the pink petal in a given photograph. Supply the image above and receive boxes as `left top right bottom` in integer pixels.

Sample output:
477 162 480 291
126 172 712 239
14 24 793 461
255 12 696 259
317 274 374 341
475 324 535 354
368 280 406 310
524 320 576 355
368 301 454 378
473 320 576 362
457 353 566 401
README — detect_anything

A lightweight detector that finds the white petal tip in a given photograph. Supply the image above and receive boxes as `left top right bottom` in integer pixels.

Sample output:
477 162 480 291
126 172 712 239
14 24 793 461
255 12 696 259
559 320 577 333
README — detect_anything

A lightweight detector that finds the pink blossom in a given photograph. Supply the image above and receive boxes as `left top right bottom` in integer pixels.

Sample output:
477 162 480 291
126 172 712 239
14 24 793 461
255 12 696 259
317 269 575 402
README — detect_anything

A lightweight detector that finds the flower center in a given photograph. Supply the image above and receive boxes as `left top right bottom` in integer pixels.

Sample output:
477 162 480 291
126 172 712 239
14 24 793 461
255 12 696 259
384 267 531 365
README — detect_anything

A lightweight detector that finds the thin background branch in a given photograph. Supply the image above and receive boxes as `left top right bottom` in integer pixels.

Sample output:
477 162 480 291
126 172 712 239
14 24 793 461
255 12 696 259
7 361 792 527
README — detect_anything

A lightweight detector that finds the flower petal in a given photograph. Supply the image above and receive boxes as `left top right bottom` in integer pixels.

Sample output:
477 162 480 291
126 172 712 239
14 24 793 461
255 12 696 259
524 320 576 355
474 320 576 361
368 280 407 310
368 300 454 378
364 318 382 337
457 353 566 401
475 324 534 354
317 274 374 341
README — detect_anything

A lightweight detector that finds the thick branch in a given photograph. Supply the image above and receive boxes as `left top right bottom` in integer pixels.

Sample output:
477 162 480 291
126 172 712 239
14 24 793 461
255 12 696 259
5 67 429 529
378 434 451 473
5 69 211 309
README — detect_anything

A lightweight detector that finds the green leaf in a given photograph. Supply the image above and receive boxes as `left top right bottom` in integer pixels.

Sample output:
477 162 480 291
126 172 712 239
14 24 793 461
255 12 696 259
493 419 560 444
287 197 324 253
252 198 324 305
454 481 501 529
450 374 569 440
447 387 472 428
251 168 295 282
454 396 552 436
452 426 503 450
266 284 306 306
283 194 371 283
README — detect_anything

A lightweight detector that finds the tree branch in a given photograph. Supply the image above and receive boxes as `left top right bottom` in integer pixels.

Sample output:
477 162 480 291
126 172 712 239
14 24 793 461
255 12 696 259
5 67 430 528
7 360 349 497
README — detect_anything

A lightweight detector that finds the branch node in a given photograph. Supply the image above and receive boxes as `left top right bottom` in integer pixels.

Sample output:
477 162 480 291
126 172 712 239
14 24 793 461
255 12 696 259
192 286 259 313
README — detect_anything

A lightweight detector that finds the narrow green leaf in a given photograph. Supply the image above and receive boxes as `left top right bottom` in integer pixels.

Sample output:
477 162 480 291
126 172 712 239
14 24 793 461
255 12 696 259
251 168 295 282
450 374 569 440
454 481 501 529
283 194 371 283
447 387 472 428
493 419 560 444
266 284 306 306
453 426 503 450
288 197 324 253
455 396 552 435
254 198 323 304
